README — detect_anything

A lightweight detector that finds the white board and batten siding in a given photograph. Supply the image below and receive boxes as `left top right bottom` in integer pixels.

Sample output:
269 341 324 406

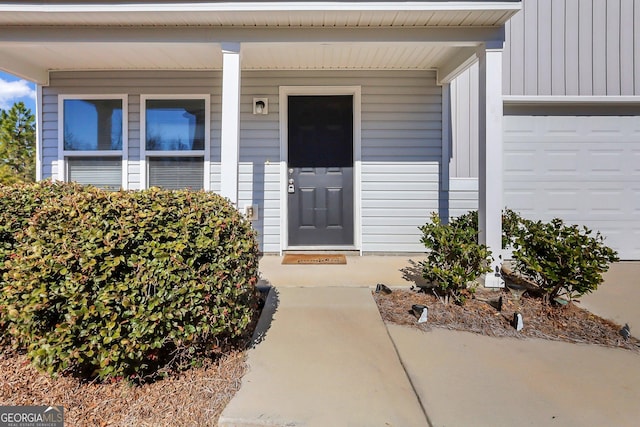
503 0 640 97
449 0 640 260
42 70 442 253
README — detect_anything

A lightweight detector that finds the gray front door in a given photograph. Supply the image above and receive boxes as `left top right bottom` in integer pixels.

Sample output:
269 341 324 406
287 95 354 246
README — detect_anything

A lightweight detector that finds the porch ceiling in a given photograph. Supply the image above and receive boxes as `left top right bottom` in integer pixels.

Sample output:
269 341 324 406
0 2 520 27
0 2 521 84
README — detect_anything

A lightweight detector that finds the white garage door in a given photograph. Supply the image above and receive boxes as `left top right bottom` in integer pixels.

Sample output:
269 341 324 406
503 114 640 260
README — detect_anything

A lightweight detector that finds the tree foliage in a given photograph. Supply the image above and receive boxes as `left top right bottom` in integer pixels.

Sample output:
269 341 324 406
0 102 36 184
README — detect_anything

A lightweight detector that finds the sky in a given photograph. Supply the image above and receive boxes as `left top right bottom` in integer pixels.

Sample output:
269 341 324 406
0 71 36 113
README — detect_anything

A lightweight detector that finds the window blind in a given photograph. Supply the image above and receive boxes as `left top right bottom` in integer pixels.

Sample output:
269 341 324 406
67 157 122 190
148 157 204 190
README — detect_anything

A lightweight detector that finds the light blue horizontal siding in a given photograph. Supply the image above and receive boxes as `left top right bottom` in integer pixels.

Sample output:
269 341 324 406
43 69 441 253
42 70 223 191
239 70 441 253
449 178 479 219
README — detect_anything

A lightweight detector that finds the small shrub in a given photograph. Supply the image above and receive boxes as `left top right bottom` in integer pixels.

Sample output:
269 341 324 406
511 218 619 303
419 213 492 304
1 184 259 380
449 208 523 248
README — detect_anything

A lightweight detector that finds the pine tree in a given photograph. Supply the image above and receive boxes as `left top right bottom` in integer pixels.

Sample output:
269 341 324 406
0 102 36 184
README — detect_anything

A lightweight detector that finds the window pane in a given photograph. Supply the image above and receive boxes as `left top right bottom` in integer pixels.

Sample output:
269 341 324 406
145 99 206 151
64 99 123 151
67 157 122 190
148 157 204 190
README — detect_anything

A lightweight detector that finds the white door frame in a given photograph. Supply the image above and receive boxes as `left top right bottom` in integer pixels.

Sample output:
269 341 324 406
278 85 362 254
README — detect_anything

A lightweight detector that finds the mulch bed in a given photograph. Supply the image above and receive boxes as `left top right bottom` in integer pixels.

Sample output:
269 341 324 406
0 348 247 427
374 287 640 352
0 289 269 426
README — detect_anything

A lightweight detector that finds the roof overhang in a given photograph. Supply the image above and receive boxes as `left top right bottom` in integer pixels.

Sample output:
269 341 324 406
0 1 521 84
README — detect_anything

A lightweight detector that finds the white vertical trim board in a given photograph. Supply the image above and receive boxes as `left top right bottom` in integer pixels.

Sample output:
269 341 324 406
57 94 128 188
278 85 362 253
139 94 211 191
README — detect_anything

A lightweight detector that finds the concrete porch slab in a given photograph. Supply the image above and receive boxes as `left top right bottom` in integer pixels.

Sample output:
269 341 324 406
218 287 428 427
258 255 425 288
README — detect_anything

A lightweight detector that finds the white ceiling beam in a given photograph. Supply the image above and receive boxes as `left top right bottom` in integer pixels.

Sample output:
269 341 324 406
0 50 48 84
436 47 479 85
0 25 506 45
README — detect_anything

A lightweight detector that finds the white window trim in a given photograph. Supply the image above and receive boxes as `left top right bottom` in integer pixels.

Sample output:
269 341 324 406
278 85 362 254
57 94 128 189
140 94 211 191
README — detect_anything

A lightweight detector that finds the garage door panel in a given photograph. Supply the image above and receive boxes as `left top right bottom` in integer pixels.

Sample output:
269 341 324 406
504 115 640 259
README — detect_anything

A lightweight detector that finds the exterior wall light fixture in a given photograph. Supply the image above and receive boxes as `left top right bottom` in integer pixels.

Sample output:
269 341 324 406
253 97 268 115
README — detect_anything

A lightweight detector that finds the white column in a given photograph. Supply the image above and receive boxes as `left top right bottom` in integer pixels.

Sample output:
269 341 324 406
35 84 43 181
478 44 505 287
441 83 451 194
220 42 241 205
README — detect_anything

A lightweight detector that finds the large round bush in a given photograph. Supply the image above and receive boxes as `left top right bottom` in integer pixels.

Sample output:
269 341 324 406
1 184 259 380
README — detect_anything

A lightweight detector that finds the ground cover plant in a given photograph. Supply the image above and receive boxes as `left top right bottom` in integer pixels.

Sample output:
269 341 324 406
0 182 260 382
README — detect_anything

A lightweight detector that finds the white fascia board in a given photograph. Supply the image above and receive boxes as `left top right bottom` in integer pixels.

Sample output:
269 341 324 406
0 52 49 84
0 3 523 13
0 26 506 44
503 96 640 105
437 47 479 85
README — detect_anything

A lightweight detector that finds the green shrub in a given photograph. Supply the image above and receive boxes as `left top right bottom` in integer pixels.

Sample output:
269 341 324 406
419 213 492 304
511 217 619 303
449 208 523 248
0 181 80 341
441 209 618 304
0 181 79 267
1 184 259 380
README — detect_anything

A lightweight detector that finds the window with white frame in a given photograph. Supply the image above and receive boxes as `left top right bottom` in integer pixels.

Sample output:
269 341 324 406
59 95 127 190
141 96 209 190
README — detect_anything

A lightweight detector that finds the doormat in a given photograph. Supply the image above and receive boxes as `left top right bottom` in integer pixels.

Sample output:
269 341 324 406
282 254 347 265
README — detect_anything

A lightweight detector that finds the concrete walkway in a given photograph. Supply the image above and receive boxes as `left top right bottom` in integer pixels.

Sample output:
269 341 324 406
219 287 429 426
579 261 640 335
220 257 640 427
391 326 640 427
